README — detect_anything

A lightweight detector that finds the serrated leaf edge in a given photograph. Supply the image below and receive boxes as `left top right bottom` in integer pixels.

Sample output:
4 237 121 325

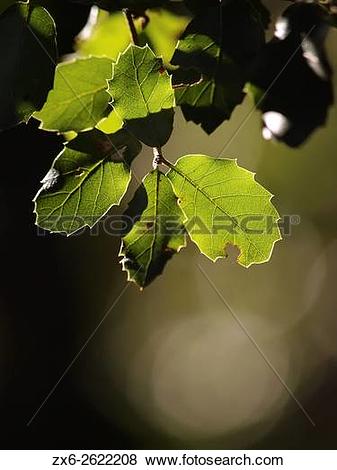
33 145 132 237
168 155 282 268
108 43 175 116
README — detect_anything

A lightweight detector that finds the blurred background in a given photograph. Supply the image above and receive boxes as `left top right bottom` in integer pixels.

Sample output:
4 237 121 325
1 0 337 449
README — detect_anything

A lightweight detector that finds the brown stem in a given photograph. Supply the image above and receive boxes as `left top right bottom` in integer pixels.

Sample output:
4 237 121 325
172 75 204 90
138 13 150 30
123 8 139 46
152 147 174 170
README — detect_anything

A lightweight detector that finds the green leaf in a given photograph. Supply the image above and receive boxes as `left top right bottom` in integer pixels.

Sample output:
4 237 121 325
77 9 190 67
35 57 112 133
108 44 175 147
0 2 57 130
96 109 124 134
121 170 186 288
34 129 142 235
77 11 131 62
173 68 244 135
139 8 191 66
167 155 281 267
172 0 266 134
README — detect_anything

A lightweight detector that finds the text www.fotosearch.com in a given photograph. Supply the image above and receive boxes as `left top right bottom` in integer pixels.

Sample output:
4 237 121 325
144 453 284 467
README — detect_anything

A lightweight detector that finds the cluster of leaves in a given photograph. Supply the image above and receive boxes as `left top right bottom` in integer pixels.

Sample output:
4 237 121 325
0 0 335 287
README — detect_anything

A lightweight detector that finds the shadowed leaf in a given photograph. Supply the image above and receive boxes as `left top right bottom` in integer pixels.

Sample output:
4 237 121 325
172 0 266 134
121 170 186 287
0 2 57 130
249 2 333 146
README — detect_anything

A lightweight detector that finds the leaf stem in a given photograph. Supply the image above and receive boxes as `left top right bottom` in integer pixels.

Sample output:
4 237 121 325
152 147 175 170
172 75 205 90
123 8 139 46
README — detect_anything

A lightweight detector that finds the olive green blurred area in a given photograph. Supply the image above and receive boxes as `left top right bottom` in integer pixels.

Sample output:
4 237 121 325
1 0 337 449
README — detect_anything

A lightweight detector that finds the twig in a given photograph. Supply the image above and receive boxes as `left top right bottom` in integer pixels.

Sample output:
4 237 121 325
172 75 204 90
152 147 163 169
123 8 139 46
152 147 174 170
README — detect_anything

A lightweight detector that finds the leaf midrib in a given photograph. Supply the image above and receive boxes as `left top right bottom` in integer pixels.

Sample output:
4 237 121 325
144 171 160 283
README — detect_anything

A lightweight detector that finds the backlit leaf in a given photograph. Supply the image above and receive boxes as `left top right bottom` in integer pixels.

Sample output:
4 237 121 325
34 129 142 235
108 44 175 147
167 155 281 267
35 57 112 133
